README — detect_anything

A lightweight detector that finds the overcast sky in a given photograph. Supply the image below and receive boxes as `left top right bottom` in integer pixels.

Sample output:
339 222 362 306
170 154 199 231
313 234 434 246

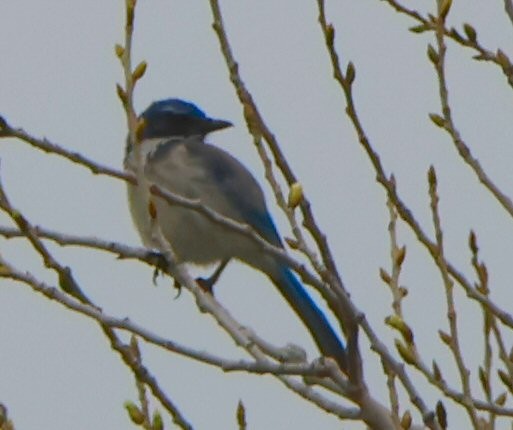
1 1 513 429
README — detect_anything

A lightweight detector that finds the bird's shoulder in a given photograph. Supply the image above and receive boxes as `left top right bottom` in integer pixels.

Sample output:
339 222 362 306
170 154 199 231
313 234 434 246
186 140 283 247
186 141 254 183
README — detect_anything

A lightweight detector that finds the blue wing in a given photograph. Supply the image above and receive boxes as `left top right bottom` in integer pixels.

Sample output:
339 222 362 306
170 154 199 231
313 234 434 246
187 141 283 247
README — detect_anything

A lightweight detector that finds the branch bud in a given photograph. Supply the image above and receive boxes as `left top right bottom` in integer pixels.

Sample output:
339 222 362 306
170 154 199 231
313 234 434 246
386 315 414 344
287 182 303 208
132 61 148 81
495 392 507 406
394 339 416 365
436 401 447 429
409 24 430 34
237 400 247 429
428 165 437 187
115 44 125 59
463 23 477 43
379 268 391 285
429 113 446 128
346 62 355 85
400 410 412 429
468 230 478 254
124 401 144 425
427 44 439 64
478 366 490 397
438 330 452 345
394 245 406 266
498 369 513 391
116 84 128 105
152 411 163 430
284 237 300 250
326 24 335 47
496 49 512 70
439 0 452 20
432 360 443 382
135 118 147 142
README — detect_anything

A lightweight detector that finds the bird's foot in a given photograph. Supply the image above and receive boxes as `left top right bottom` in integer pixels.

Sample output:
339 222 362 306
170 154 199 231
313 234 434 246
195 277 215 294
146 251 183 297
195 259 230 295
146 251 168 282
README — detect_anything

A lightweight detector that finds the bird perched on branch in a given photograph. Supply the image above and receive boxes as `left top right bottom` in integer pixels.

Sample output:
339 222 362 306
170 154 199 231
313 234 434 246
124 98 346 370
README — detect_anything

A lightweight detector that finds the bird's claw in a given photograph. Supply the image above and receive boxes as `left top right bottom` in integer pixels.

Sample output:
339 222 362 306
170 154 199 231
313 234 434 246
173 279 182 298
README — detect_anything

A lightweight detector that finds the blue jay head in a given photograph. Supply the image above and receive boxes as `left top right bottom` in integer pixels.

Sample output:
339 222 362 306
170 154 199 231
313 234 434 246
139 98 233 139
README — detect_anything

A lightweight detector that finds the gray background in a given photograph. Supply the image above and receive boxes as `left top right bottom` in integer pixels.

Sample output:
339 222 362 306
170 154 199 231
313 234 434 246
1 1 512 428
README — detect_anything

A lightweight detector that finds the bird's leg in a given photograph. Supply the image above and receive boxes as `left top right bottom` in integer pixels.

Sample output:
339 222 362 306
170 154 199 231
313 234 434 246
146 251 229 295
196 259 230 294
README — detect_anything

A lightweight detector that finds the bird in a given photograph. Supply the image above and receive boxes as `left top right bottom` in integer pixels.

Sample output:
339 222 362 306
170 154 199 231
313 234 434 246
124 98 346 370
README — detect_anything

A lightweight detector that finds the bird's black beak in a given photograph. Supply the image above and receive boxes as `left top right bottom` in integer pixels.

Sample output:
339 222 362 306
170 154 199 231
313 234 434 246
204 118 233 133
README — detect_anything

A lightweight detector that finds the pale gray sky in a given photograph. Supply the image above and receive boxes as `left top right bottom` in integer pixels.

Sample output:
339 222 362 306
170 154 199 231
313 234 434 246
1 1 513 429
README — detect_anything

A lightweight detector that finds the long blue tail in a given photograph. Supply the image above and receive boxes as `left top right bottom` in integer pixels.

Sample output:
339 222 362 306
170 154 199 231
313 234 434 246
269 265 347 371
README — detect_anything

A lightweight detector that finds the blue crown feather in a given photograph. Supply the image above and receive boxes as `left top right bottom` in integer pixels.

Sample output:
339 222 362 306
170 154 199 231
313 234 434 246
142 98 206 120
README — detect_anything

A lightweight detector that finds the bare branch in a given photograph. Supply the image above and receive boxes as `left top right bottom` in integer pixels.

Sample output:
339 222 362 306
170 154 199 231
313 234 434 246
428 165 479 427
504 0 513 27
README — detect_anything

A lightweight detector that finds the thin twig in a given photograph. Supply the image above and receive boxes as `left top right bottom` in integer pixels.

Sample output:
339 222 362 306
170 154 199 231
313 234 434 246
383 191 407 418
316 1 441 428
378 0 513 87
428 5 513 221
0 179 194 428
318 0 513 366
505 0 513 27
428 166 479 428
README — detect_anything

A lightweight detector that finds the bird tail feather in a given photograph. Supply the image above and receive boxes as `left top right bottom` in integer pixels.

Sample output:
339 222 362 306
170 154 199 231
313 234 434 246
270 266 347 371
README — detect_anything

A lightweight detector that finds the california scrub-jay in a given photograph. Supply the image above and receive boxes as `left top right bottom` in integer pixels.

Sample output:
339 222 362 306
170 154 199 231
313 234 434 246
125 98 346 370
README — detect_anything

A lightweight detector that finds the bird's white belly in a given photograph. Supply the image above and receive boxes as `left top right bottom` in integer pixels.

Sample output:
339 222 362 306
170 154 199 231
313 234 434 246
127 183 240 264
